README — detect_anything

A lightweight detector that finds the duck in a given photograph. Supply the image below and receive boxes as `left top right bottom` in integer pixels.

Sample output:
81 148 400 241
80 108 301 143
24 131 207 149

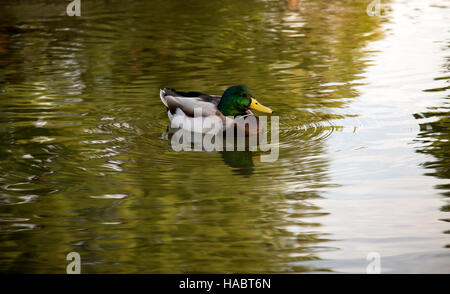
160 85 273 136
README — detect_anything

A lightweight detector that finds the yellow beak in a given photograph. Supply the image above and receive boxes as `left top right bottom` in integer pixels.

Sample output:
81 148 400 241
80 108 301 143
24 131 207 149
249 98 273 114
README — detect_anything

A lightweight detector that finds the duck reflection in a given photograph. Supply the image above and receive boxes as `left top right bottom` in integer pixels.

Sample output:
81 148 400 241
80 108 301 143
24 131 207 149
221 151 254 176
163 127 259 176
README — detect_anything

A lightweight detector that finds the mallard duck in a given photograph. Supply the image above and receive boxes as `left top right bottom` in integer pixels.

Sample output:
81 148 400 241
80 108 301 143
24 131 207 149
160 85 273 136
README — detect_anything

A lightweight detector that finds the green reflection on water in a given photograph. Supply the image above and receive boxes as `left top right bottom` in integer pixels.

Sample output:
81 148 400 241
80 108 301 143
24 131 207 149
0 0 389 273
415 55 450 244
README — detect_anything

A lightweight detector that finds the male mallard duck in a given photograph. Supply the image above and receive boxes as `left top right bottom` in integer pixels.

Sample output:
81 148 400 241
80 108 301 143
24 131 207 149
160 85 273 136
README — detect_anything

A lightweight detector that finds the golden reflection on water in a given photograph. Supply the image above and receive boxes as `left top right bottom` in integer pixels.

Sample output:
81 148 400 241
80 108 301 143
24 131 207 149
0 0 448 273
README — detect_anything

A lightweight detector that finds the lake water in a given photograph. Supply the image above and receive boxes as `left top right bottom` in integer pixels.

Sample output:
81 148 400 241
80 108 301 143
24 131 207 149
0 0 449 273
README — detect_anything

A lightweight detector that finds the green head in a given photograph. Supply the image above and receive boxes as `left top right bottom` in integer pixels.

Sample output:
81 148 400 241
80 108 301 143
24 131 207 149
217 85 273 117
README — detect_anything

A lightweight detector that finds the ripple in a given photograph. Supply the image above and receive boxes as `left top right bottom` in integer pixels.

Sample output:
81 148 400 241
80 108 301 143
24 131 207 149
90 194 130 199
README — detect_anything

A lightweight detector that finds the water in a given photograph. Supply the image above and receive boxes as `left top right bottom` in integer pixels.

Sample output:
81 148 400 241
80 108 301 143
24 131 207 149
0 0 449 273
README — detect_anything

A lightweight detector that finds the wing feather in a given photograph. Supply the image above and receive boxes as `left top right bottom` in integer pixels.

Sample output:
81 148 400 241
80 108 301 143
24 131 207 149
160 88 221 117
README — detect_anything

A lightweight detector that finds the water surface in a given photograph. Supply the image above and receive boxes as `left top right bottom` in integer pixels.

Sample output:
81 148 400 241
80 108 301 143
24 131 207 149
0 0 449 273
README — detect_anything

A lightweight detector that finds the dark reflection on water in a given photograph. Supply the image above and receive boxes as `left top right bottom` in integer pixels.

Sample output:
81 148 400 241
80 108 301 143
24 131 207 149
415 54 450 246
222 151 255 176
0 0 448 273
